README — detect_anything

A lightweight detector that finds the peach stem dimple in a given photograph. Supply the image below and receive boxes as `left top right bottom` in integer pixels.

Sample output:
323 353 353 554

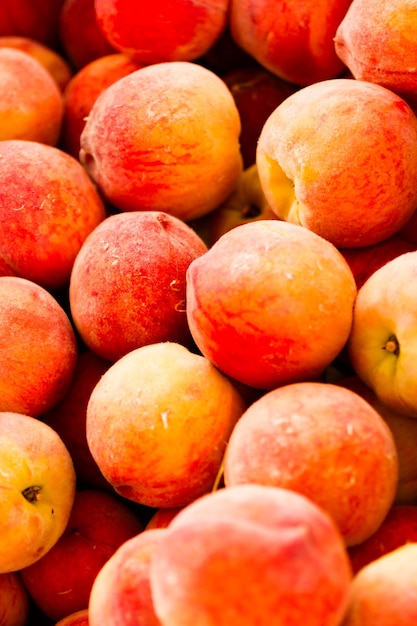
384 335 399 356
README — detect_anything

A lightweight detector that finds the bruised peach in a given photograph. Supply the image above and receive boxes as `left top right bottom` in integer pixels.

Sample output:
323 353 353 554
79 61 242 221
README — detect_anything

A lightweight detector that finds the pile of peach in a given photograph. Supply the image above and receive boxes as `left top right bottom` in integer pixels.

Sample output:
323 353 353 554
2 1 417 625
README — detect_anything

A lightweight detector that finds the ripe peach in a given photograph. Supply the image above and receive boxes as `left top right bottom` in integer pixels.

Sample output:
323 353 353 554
0 47 63 145
186 220 357 389
224 381 399 546
20 489 145 621
150 484 352 626
61 53 144 158
229 0 351 85
69 211 208 362
256 78 417 248
0 0 64 49
94 0 229 64
0 571 29 626
0 276 77 417
342 543 417 625
86 342 246 508
0 140 106 291
79 61 243 221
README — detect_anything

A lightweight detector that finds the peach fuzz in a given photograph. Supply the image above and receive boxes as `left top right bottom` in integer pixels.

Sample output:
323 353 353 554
0 276 77 417
150 484 352 626
0 140 106 291
186 220 357 390
0 571 29 626
0 0 64 49
55 609 89 626
335 0 417 107
256 78 417 248
69 211 208 362
61 53 145 158
79 61 243 221
224 381 399 546
86 342 246 508
0 47 63 145
229 0 351 86
342 543 417 625
94 0 229 64
20 489 145 621
88 528 165 626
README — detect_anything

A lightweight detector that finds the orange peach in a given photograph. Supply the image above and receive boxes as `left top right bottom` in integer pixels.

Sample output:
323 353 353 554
256 78 417 248
0 276 77 417
69 211 208 362
0 140 106 291
79 61 243 221
224 381 399 546
20 489 145 621
186 220 357 389
342 543 417 625
229 0 351 85
0 47 63 145
86 342 246 508
94 0 229 64
61 53 145 158
0 0 64 49
150 484 352 626
0 571 29 626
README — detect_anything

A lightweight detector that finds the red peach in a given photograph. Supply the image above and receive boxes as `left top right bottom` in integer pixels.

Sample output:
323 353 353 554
0 0 64 49
0 140 106 291
224 381 399 546
79 61 243 221
69 211 208 362
94 0 229 64
20 489 145 622
0 571 29 626
150 484 352 626
0 276 77 417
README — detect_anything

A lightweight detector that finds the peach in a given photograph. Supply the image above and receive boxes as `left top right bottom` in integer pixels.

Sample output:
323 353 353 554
224 381 399 546
88 528 165 626
0 140 106 291
347 504 417 575
69 211 208 362
79 61 243 221
0 572 29 626
43 350 112 491
54 609 89 626
145 507 183 531
61 53 145 158
20 489 145 621
186 220 357 389
229 0 351 85
150 484 352 626
335 0 417 107
58 0 115 69
86 342 246 508
0 276 77 417
0 47 63 145
256 78 417 248
94 0 229 64
342 543 417 625
0 411 76 574
0 0 64 49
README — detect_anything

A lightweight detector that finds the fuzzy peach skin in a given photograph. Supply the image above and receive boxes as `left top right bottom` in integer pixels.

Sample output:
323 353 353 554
69 211 208 362
86 342 246 508
150 484 352 626
79 61 243 221
256 78 417 248
0 276 77 417
0 140 106 291
0 572 29 626
0 0 64 48
88 528 165 626
0 411 76 574
335 0 417 106
342 543 417 625
61 53 144 158
55 609 89 626
224 381 399 546
229 0 351 86
186 220 357 390
94 0 229 64
0 47 63 144
20 489 145 622
347 250 417 419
